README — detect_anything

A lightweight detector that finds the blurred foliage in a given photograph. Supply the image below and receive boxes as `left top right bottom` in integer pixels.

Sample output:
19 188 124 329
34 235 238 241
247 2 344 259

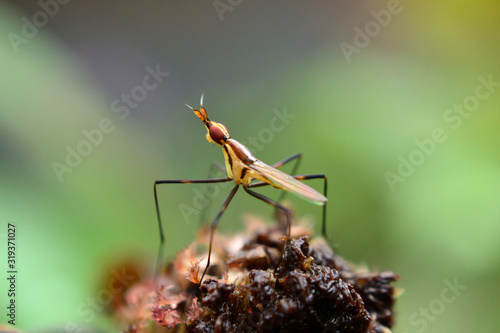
0 1 499 332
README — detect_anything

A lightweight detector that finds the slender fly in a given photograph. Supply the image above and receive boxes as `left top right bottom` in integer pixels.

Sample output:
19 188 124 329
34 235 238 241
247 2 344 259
154 96 328 286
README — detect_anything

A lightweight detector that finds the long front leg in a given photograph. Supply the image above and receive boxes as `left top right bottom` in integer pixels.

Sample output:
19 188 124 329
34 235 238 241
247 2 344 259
154 177 232 278
198 162 228 226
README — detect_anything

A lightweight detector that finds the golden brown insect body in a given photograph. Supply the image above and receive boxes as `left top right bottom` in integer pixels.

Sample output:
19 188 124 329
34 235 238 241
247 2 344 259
154 97 328 286
193 105 327 204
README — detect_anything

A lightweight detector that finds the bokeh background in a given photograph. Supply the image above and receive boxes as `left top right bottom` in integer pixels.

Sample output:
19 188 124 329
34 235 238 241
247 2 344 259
1 1 499 332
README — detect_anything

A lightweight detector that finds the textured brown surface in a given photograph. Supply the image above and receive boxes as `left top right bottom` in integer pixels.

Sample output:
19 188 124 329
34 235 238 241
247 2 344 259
110 216 399 333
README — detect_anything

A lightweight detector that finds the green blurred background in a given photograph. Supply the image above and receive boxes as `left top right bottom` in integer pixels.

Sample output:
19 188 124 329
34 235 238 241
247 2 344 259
1 1 499 332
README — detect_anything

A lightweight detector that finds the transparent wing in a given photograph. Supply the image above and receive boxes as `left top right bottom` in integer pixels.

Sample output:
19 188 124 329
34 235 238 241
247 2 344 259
248 160 327 205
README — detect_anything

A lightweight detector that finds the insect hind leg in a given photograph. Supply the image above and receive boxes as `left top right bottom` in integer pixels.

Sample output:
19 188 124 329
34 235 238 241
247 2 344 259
248 173 328 240
271 153 302 204
243 187 292 237
292 174 328 239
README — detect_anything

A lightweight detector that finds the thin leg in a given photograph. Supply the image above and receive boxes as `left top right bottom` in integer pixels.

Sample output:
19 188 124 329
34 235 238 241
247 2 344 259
199 162 227 226
270 153 302 204
199 185 240 286
248 174 328 239
271 152 302 170
243 187 292 236
154 177 232 278
293 174 328 238
243 187 294 274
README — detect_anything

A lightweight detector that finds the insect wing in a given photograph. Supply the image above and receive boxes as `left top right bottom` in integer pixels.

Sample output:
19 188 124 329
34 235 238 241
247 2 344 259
248 160 327 205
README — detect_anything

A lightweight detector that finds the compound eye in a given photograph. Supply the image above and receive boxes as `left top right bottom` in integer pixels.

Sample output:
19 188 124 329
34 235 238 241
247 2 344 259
209 123 228 144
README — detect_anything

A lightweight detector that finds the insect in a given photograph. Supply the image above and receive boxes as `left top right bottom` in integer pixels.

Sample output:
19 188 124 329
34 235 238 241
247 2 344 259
154 96 328 286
